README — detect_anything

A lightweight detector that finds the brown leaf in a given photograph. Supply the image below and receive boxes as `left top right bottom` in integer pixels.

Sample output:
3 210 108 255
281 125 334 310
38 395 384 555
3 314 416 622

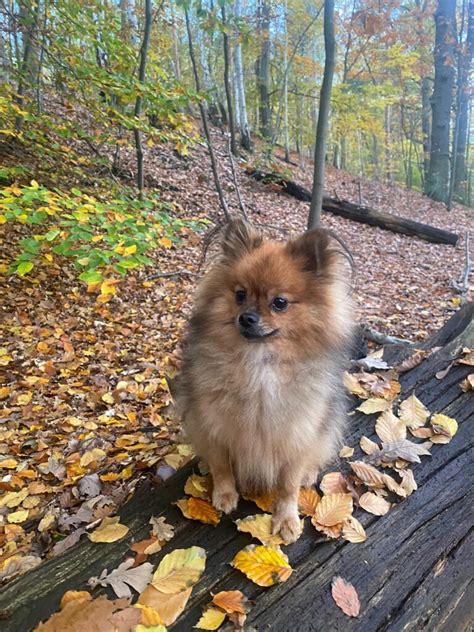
319 472 348 495
298 487 321 517
375 410 406 443
359 436 381 455
212 590 248 615
358 492 391 516
138 586 192 626
314 493 353 526
331 576 360 617
176 497 221 526
349 461 386 488
460 374 474 391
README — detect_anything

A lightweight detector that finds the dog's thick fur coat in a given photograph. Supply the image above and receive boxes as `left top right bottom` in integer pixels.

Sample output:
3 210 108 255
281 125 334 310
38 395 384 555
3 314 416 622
176 219 353 542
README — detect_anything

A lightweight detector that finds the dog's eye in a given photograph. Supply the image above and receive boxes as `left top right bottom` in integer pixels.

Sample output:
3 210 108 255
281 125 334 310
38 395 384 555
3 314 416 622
235 290 246 304
272 297 288 311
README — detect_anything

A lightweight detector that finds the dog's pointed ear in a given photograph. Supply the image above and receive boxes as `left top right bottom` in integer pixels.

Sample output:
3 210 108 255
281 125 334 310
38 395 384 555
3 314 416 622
222 217 263 260
286 228 338 275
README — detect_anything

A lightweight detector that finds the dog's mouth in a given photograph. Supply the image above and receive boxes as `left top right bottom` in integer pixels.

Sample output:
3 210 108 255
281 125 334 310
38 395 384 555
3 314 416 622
241 329 279 342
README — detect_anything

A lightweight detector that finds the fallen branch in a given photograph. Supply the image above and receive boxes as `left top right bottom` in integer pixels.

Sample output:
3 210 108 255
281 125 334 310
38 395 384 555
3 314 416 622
146 270 197 281
450 230 471 303
360 324 415 347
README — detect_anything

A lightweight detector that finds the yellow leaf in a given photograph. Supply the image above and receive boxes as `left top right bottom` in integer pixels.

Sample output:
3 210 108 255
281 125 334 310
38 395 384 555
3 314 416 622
176 497 221 526
101 392 115 404
60 591 92 609
339 446 354 458
314 493 353 526
231 544 292 587
151 546 206 594
80 448 106 467
356 398 391 414
134 604 164 626
158 237 172 249
138 586 192 625
242 491 275 512
430 413 458 438
38 512 56 532
399 394 429 429
343 372 369 397
124 244 137 255
0 458 18 470
184 474 211 500
311 520 343 539
359 436 380 455
100 279 119 296
375 410 406 443
91 234 104 242
88 516 129 543
17 392 32 406
212 591 248 615
7 509 29 523
234 514 284 547
194 607 226 630
359 492 391 516
342 516 368 543
298 487 321 517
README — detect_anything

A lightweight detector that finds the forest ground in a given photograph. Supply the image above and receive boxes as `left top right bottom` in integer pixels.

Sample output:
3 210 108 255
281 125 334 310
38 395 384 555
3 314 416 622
0 113 471 576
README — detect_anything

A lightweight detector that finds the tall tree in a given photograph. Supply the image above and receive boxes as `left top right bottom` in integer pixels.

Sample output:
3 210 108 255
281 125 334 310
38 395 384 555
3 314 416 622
425 0 456 203
233 0 251 150
256 0 271 141
308 0 335 229
221 4 237 155
452 0 474 204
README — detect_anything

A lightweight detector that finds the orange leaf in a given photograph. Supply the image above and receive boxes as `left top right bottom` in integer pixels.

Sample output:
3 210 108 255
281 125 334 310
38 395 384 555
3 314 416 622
331 576 360 617
176 497 221 526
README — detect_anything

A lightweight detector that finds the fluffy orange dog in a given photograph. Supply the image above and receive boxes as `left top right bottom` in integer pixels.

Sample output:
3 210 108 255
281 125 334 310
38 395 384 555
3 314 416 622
176 218 353 543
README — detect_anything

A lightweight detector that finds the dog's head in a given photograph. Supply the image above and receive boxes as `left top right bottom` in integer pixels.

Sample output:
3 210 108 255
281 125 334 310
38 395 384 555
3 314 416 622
194 218 352 356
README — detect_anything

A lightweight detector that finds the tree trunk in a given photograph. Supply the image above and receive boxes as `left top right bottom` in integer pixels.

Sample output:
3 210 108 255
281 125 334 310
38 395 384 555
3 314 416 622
421 76 432 184
257 0 271 141
425 0 456 203
184 7 230 220
283 0 290 161
453 0 474 204
15 0 41 131
308 0 335 229
221 5 237 155
133 0 152 200
234 0 251 151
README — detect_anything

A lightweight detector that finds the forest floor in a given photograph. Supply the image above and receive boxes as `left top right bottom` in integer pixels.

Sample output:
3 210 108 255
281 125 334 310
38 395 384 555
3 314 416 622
0 113 472 581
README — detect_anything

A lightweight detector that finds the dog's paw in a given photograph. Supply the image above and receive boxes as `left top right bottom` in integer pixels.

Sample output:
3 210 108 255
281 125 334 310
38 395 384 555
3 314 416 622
212 487 239 514
302 468 319 488
272 512 302 544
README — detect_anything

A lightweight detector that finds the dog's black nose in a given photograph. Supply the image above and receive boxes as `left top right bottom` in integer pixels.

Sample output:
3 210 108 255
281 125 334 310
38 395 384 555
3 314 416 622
239 311 260 329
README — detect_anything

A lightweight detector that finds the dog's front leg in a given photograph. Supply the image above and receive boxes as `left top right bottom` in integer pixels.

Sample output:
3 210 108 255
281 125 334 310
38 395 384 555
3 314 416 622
209 450 239 514
272 465 303 544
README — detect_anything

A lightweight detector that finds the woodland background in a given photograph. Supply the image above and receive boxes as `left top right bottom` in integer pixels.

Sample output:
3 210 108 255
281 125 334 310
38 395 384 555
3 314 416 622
0 0 472 617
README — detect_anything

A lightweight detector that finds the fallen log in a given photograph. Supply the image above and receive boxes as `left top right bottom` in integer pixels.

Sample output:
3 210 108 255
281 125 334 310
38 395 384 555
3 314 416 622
248 169 460 246
0 307 472 631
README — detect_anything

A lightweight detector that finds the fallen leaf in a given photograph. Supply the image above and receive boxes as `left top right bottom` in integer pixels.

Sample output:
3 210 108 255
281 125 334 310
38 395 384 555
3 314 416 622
242 491 275 512
349 461 385 488
339 446 354 458
342 516 367 543
35 595 140 632
358 492 391 515
359 436 381 455
149 516 174 542
314 493 353 526
382 474 407 498
460 374 474 391
212 590 248 615
88 516 129 543
430 413 458 439
176 497 221 526
312 520 343 538
435 364 453 380
131 536 162 556
184 473 211 500
399 469 417 495
320 472 348 495
343 372 369 397
60 591 92 609
356 398 391 414
133 604 164 627
151 546 206 594
398 394 429 429
7 509 29 524
298 487 321 516
235 513 284 547
395 349 429 372
195 607 226 630
375 410 406 443
379 439 431 463
231 544 292 586
88 559 153 599
331 576 360 617
138 586 192 625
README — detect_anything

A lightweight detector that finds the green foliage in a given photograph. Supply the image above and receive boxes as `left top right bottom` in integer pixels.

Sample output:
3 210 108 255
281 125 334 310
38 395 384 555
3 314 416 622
0 181 206 283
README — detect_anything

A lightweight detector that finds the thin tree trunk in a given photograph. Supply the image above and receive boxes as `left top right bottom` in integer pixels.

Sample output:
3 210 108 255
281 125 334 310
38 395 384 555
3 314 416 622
425 0 456 203
384 105 393 184
221 5 237 155
283 0 290 161
15 0 41 131
133 0 152 200
257 0 271 141
170 2 182 81
184 7 230 220
452 0 474 204
421 76 432 183
308 0 335 229
233 0 251 150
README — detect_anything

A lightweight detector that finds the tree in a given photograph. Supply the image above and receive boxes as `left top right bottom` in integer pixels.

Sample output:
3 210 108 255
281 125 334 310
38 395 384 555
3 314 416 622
233 0 251 150
221 4 237 155
308 0 335 229
256 0 271 141
425 0 456 203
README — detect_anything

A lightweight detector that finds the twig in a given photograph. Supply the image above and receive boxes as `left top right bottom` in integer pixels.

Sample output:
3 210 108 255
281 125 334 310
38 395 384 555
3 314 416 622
360 324 414 347
227 135 248 219
450 230 471 303
146 270 197 281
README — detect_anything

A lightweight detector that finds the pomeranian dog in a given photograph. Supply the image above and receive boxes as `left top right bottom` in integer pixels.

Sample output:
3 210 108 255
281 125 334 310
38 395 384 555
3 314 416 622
175 218 353 543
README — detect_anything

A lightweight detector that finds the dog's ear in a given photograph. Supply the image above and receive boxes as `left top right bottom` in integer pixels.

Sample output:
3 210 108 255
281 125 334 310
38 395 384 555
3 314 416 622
286 228 344 275
221 217 263 260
